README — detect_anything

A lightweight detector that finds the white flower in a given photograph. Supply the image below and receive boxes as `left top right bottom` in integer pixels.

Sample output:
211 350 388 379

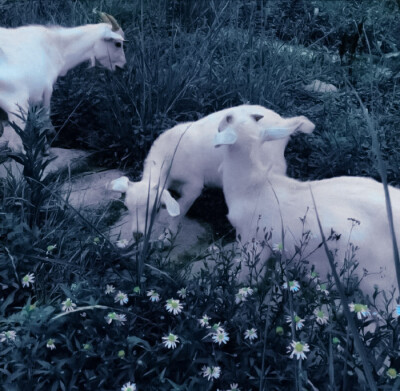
201 365 221 381
349 303 370 319
235 293 246 304
288 340 310 360
46 244 57 255
61 298 77 312
228 384 240 391
105 312 126 325
286 314 305 330
0 330 16 342
162 333 180 349
316 283 329 296
116 239 129 249
165 298 183 315
22 273 35 288
282 280 300 292
272 242 283 253
117 313 127 325
212 329 229 345
114 291 128 306
387 368 398 380
147 289 160 302
46 338 56 350
177 288 187 299
105 284 115 294
210 322 224 333
238 286 253 297
199 315 210 328
244 328 258 341
314 308 329 325
121 382 137 391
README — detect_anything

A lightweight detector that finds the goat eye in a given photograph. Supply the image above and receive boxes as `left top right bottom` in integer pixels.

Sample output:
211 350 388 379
115 42 122 48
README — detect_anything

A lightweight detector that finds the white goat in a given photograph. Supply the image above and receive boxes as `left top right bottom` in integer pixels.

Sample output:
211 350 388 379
214 108 399 304
0 13 126 151
110 105 314 238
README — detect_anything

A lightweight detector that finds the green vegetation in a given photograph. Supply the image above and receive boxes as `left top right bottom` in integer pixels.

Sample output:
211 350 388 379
1 0 400 390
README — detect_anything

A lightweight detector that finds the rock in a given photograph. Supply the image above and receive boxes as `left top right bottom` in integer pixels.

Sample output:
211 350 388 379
304 79 338 93
61 169 125 209
43 147 90 176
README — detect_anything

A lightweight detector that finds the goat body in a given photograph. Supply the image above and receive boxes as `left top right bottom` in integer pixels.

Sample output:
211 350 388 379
111 105 312 237
0 15 126 151
216 108 398 303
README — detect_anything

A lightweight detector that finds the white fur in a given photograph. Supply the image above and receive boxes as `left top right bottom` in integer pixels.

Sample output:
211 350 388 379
110 105 314 237
216 108 399 305
0 19 126 151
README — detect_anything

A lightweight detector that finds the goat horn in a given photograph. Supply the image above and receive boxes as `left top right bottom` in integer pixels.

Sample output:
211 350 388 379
99 12 120 32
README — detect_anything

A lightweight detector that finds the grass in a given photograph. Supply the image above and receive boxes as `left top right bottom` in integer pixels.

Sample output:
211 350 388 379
1 0 400 390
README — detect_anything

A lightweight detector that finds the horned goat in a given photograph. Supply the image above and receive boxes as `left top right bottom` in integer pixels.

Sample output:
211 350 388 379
0 13 126 151
110 104 314 238
214 108 399 305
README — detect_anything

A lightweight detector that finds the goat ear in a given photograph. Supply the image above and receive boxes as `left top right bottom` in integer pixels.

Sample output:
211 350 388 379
284 116 315 134
260 116 315 143
110 176 130 193
259 127 292 142
161 190 180 217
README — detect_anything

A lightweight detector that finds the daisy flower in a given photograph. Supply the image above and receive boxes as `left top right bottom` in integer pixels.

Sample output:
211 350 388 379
0 330 16 342
244 328 258 341
228 384 240 391
286 314 305 330
199 314 210 328
105 284 115 294
147 289 160 302
46 244 57 255
211 322 224 333
162 333 180 349
238 287 253 297
121 382 137 391
316 283 329 296
235 293 246 304
177 288 187 299
349 303 370 319
22 273 35 288
114 291 128 306
117 313 127 325
201 365 221 381
61 298 76 312
116 239 129 249
272 242 283 253
288 340 310 360
282 280 300 293
387 368 398 380
314 308 329 325
212 329 229 345
165 298 183 315
46 339 56 350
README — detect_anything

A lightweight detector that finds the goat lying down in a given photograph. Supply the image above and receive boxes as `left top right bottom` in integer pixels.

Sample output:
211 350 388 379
110 105 314 238
214 108 399 305
0 13 126 151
